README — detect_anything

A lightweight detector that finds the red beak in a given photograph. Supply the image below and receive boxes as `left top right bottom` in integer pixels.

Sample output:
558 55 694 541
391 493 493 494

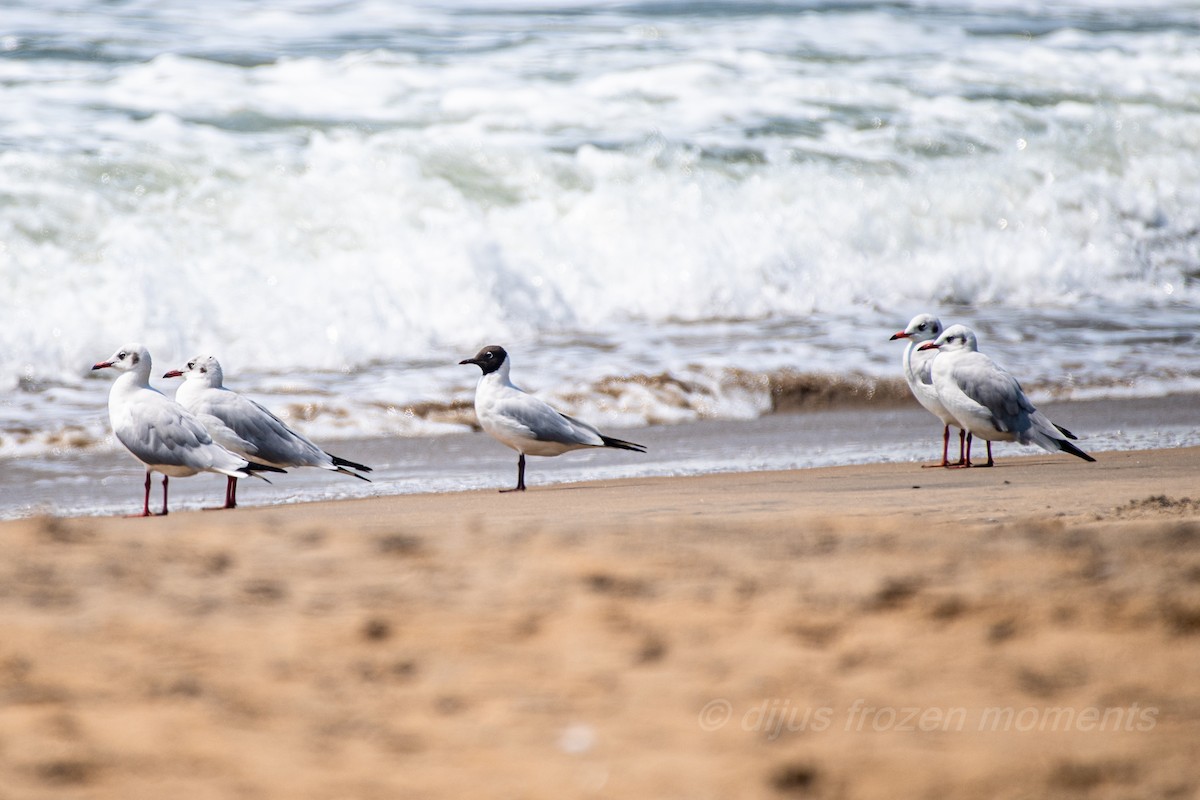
162 369 184 378
889 331 909 340
918 341 939 351
91 361 113 370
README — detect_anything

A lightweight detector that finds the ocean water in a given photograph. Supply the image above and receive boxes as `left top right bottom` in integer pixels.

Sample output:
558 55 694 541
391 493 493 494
3 0 1200 472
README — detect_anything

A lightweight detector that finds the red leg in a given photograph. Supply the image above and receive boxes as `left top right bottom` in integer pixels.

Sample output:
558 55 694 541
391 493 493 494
923 425 953 468
955 429 966 466
949 432 974 468
204 476 239 511
140 471 152 516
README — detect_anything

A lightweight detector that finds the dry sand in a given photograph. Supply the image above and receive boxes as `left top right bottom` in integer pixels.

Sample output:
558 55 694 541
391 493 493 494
2 447 1200 798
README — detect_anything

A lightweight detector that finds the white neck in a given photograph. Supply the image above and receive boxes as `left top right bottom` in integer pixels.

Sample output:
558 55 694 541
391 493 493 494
901 338 921 382
189 372 223 390
481 358 515 388
117 364 152 390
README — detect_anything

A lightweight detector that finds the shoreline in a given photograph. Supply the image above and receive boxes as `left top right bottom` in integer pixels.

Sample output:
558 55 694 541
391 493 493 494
3 391 1199 520
60 442 1200 529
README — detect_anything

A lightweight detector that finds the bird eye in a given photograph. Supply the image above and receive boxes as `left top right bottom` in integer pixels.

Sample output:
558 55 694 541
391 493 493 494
485 352 494 359
187 361 194 369
118 352 127 360
918 323 926 331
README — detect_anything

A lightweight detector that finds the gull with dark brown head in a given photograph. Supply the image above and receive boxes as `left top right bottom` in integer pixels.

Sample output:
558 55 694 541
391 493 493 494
459 345 646 492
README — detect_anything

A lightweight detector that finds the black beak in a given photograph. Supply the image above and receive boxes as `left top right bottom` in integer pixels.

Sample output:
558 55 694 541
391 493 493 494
459 358 478 366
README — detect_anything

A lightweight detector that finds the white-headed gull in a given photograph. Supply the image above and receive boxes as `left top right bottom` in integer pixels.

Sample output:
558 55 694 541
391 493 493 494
162 355 372 508
919 325 1095 466
92 344 286 516
459 345 646 491
890 313 964 467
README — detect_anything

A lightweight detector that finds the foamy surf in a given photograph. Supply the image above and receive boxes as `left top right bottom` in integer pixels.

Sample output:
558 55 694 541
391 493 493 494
6 353 1192 465
3 0 1199 467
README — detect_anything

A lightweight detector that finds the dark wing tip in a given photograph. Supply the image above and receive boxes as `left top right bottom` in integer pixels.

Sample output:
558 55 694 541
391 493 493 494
600 435 647 453
1053 422 1079 440
1059 439 1096 462
245 461 288 474
337 467 372 482
331 455 373 473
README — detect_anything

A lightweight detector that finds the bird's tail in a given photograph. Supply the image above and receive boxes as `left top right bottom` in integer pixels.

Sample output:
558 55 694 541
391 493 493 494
1027 412 1094 462
1027 425 1095 463
243 461 288 483
600 435 647 453
328 454 372 482
1054 423 1079 440
334 466 372 482
1055 437 1096 463
332 455 374 473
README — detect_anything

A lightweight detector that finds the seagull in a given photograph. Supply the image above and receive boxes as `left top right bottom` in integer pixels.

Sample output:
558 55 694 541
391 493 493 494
459 345 646 491
890 313 964 467
92 344 286 516
163 355 372 509
918 325 1095 466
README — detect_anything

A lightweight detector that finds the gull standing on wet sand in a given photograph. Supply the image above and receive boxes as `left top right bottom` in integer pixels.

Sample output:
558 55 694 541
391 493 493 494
164 355 372 509
459 345 646 491
919 325 1095 466
890 313 965 467
92 344 285 516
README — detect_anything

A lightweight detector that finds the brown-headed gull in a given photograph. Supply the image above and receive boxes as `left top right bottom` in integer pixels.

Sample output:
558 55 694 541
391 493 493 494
919 325 1095 466
92 344 286 516
163 355 371 508
889 313 965 467
459 345 645 492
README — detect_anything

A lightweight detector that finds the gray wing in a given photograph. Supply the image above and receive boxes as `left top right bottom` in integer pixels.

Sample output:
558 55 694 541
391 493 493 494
953 353 1035 434
911 348 935 386
192 390 330 469
494 395 604 447
117 393 245 473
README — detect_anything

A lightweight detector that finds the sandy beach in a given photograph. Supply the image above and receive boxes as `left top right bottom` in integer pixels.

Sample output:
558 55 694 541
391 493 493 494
2 444 1199 799
8 0 1200 796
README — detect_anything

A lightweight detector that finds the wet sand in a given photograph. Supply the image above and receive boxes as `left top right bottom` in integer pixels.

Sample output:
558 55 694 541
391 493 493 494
2 447 1200 798
5 391 1200 520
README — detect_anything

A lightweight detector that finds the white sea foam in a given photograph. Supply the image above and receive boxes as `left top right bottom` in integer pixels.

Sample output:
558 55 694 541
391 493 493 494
2 0 1200 461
